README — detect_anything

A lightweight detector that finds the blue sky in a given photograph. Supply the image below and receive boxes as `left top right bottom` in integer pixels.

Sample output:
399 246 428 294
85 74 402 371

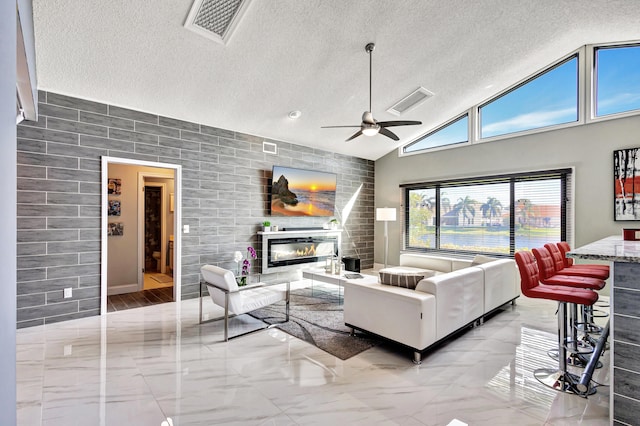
481 57 578 138
405 115 468 152
406 44 640 153
596 45 640 116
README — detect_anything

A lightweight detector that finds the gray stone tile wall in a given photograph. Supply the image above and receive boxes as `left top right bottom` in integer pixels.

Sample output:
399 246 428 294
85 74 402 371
16 91 375 328
612 261 640 423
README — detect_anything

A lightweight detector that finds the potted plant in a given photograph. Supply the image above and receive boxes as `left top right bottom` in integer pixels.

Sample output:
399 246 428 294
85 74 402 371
329 218 339 229
262 220 271 232
234 246 257 286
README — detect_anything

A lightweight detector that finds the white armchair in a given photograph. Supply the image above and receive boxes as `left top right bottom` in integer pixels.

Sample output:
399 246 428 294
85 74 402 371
200 265 289 341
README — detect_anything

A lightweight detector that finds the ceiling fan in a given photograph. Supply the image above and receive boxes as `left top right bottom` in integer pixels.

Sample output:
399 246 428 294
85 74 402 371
322 43 422 142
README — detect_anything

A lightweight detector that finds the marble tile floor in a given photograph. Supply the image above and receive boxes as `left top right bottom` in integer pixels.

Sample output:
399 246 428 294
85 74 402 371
16 288 610 426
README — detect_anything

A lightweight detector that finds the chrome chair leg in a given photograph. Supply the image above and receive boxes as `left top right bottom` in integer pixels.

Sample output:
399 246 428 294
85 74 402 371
224 293 229 342
535 302 596 396
285 281 290 321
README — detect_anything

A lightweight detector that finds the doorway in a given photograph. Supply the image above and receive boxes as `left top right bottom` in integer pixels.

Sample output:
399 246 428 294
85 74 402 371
139 177 173 293
101 157 182 315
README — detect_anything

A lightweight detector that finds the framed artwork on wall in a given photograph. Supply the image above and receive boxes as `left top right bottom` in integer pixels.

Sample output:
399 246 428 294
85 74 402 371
108 178 122 195
107 222 124 236
614 147 640 220
108 200 121 216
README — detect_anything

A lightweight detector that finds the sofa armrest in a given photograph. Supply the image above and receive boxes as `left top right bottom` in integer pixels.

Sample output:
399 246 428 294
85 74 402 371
344 281 436 351
415 268 484 340
475 259 519 312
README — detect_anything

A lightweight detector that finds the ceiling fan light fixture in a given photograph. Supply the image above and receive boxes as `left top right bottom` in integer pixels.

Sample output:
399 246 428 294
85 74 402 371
362 126 379 136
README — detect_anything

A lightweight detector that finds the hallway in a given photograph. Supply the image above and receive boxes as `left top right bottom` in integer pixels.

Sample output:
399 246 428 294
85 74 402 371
106 273 173 312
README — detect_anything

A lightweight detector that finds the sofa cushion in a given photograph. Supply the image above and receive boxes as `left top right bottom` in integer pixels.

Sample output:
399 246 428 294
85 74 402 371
399 254 454 273
379 267 436 290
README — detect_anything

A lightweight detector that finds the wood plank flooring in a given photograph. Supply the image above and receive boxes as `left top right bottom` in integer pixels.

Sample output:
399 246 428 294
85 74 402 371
107 287 174 312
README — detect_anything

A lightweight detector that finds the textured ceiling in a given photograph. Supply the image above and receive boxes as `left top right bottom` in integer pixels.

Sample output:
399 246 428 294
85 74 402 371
32 0 640 160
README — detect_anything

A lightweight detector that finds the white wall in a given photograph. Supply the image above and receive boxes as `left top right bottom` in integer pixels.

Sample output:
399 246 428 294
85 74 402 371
375 115 640 265
16 0 37 120
107 164 174 288
1 0 17 422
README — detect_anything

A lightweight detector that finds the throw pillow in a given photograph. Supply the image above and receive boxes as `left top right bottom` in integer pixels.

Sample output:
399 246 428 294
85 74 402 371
471 254 495 266
379 271 424 290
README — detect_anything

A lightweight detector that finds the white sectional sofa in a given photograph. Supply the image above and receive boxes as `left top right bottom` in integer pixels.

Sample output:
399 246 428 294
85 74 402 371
343 253 519 363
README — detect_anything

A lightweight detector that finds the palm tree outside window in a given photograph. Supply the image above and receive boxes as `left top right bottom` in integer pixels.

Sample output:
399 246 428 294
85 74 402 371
402 169 570 256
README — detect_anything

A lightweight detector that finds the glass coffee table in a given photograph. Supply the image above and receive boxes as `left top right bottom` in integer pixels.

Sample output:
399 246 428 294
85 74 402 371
301 269 377 303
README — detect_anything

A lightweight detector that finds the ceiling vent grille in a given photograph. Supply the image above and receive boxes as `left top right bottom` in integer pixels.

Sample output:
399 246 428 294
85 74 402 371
387 87 434 116
184 0 252 45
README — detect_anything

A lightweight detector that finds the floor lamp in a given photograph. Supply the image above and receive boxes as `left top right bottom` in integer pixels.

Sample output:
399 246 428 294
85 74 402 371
376 207 396 269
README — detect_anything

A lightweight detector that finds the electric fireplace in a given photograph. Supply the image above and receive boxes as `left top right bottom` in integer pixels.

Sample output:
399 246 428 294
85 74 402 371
260 230 342 273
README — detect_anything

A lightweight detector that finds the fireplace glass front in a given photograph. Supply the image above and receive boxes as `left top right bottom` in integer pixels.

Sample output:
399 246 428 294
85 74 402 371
267 237 338 269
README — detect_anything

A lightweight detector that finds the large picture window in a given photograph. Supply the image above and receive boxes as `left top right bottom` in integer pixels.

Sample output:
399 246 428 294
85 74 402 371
404 169 570 256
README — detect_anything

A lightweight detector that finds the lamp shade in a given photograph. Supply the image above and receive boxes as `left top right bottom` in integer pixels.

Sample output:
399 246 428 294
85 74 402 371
376 207 396 221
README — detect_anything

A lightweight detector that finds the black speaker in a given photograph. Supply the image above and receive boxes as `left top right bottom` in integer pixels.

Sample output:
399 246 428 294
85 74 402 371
342 256 360 273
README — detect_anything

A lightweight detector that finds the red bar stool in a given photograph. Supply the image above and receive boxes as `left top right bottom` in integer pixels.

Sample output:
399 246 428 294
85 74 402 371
557 241 610 275
515 251 598 395
544 243 609 280
532 246 605 292
532 246 605 366
544 244 609 335
545 242 609 334
556 241 610 317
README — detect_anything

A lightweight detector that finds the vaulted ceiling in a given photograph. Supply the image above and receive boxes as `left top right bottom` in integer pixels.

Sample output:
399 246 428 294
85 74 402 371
33 0 640 160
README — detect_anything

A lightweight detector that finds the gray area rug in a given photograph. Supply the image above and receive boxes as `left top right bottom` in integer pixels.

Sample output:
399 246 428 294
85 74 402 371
250 288 380 360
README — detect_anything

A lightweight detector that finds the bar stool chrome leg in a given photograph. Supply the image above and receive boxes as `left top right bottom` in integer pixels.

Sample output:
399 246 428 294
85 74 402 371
534 302 596 396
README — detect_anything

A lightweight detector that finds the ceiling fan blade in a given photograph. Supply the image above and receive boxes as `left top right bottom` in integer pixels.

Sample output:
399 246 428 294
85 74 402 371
345 130 363 141
377 120 422 128
321 125 362 128
378 127 399 141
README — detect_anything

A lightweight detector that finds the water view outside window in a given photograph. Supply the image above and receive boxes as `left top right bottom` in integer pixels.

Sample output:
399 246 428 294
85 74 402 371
404 115 468 153
595 44 640 117
406 174 565 255
480 56 578 139
514 179 562 251
408 188 436 248
439 183 510 254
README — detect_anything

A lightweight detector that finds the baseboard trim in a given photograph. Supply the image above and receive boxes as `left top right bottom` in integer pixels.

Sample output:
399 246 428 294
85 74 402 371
107 283 138 296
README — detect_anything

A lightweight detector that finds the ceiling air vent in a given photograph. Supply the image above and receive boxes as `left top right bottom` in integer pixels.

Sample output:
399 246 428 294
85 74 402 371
184 0 252 45
386 87 434 116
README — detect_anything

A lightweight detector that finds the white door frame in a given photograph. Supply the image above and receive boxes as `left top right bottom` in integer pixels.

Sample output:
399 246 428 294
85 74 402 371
138 178 167 288
101 156 182 314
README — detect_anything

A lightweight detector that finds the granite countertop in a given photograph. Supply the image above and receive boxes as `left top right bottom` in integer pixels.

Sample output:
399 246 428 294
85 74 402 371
568 235 640 263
